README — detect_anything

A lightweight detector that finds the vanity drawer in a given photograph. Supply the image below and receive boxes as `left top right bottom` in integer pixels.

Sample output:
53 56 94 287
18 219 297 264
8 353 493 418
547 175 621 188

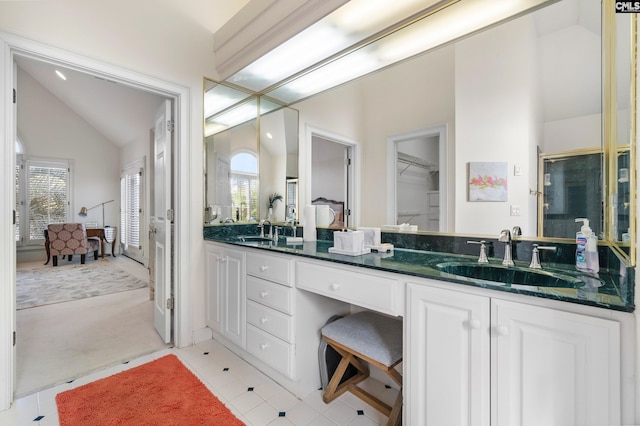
296 261 399 315
246 251 292 286
247 299 293 343
246 324 293 378
246 275 293 314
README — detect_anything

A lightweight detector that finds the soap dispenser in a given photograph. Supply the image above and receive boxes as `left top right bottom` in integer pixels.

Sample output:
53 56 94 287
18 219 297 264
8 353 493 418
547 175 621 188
575 218 599 273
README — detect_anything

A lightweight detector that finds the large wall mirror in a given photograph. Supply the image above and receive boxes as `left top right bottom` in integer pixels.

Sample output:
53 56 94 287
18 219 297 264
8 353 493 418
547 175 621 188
606 8 636 264
282 0 635 264
204 80 299 224
204 0 635 264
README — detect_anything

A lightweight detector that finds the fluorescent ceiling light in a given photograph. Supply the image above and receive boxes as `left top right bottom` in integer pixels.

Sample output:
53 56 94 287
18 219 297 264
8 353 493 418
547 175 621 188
267 51 379 103
204 84 252 118
378 1 520 62
205 99 258 136
262 0 551 104
226 0 448 93
55 70 67 80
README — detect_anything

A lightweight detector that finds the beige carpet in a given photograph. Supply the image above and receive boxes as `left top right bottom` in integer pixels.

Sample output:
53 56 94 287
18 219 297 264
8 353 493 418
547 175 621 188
16 257 169 397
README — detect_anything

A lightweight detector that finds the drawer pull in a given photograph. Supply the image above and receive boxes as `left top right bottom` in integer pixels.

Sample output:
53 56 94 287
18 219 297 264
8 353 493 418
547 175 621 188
260 291 269 298
260 265 269 272
495 325 509 336
467 319 481 330
330 282 340 291
260 343 268 350
260 317 268 324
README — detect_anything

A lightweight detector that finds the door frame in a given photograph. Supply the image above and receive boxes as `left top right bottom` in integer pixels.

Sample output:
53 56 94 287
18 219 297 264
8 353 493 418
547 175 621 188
305 125 360 227
0 32 192 410
386 125 448 231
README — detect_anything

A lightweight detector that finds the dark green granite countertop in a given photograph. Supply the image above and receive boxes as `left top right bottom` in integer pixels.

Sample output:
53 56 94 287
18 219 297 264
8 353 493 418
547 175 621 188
207 235 633 313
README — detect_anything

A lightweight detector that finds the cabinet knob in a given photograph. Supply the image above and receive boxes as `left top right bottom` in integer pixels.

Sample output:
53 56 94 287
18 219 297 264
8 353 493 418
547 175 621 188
260 265 269 272
260 291 268 298
495 325 509 336
260 317 268 324
260 343 268 350
467 319 481 330
330 283 340 291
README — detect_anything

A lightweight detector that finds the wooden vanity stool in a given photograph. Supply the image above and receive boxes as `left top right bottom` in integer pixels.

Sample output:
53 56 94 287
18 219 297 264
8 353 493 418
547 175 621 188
321 311 403 426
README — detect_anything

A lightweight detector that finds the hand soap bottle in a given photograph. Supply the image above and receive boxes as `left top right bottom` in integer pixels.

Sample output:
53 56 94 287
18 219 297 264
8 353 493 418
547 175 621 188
575 218 599 273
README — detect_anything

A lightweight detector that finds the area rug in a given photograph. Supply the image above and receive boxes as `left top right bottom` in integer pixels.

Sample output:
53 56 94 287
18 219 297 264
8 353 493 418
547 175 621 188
56 354 245 426
16 259 147 309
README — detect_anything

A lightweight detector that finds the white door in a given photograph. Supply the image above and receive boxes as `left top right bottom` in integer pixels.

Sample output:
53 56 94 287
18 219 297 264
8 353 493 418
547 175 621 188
152 100 173 343
406 283 490 426
491 299 621 426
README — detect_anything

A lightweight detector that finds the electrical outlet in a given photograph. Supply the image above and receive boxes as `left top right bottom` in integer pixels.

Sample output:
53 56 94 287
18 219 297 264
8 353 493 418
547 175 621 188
510 205 521 216
514 165 522 176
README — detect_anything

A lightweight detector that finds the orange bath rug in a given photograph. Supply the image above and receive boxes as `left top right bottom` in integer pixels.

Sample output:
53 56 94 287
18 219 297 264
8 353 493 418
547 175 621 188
56 354 244 426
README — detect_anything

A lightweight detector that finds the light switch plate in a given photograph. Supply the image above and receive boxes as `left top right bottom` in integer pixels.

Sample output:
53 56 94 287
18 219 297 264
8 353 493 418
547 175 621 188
514 165 522 176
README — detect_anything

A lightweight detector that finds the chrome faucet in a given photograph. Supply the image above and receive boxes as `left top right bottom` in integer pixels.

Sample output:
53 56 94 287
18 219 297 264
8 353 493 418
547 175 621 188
260 220 272 239
498 229 514 266
467 240 490 263
529 244 557 269
512 226 522 238
286 218 298 238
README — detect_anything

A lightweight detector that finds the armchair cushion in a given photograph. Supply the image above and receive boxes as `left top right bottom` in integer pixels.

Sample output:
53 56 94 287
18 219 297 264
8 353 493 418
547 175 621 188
48 223 100 256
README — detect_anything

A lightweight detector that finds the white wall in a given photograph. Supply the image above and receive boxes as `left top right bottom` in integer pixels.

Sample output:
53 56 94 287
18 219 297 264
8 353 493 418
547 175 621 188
294 45 455 228
295 81 365 211
17 68 120 258
454 16 539 236
0 0 249 388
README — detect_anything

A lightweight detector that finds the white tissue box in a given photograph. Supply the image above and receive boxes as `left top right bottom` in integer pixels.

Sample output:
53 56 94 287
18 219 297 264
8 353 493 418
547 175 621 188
357 227 381 247
333 231 365 253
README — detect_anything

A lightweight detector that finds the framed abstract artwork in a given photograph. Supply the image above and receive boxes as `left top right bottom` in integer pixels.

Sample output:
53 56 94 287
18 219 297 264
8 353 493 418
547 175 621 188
468 162 508 202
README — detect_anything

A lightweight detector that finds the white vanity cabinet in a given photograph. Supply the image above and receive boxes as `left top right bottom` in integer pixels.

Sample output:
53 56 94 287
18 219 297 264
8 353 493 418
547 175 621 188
205 243 349 398
204 243 246 349
245 250 295 377
406 282 622 426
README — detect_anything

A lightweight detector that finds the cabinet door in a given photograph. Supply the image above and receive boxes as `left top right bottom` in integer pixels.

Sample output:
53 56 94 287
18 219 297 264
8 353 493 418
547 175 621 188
406 283 490 426
223 248 246 349
204 243 223 332
491 299 620 426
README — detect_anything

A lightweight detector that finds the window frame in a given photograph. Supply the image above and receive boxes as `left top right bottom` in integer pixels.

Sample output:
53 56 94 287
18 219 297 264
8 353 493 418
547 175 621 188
16 156 73 247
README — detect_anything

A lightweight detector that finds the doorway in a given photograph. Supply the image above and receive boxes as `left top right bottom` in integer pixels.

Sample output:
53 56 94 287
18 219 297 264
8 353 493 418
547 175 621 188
2 35 188 406
387 126 448 231
309 131 358 227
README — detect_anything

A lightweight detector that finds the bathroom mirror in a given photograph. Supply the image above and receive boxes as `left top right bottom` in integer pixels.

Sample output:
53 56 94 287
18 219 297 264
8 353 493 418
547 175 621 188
258 104 300 223
285 0 635 261
204 80 299 224
605 7 636 263
203 0 635 263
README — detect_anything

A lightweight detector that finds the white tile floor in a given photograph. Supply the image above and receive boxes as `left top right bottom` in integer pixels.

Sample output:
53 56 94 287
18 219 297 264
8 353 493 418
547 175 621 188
0 338 398 425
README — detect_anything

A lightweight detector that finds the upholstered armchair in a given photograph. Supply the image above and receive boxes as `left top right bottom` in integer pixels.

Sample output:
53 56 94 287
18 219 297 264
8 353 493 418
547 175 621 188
47 223 100 266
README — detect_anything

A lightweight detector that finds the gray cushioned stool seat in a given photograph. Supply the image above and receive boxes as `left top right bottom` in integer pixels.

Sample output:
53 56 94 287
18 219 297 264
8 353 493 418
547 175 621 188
321 311 402 367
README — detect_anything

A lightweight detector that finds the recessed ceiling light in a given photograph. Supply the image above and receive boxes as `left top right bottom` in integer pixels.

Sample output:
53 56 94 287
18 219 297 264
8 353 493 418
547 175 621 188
266 132 273 139
55 70 67 80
